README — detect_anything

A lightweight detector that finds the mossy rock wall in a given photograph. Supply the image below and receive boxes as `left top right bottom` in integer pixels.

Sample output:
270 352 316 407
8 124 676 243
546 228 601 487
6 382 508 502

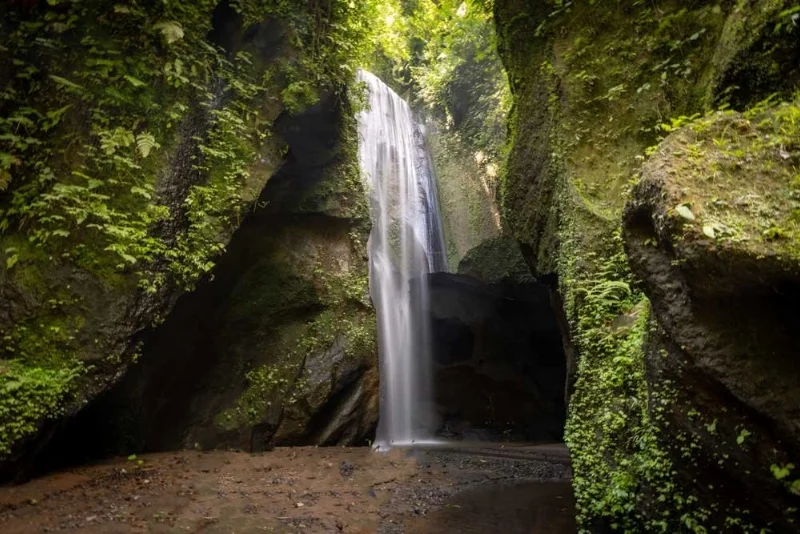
30 95 377 471
428 126 502 269
0 1 376 479
624 99 800 533
456 236 532 285
494 0 800 530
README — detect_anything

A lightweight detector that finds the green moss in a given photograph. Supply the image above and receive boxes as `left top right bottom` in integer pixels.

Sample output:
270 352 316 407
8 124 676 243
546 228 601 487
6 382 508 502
2 312 84 368
0 360 82 456
495 0 799 530
652 96 800 262
456 236 532 284
213 136 375 436
215 303 376 433
289 110 371 221
214 359 300 431
430 130 503 267
0 0 385 461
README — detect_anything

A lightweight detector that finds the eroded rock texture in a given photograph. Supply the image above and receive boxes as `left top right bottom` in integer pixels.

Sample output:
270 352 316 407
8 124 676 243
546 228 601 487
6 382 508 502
33 96 377 474
494 0 800 530
624 100 800 530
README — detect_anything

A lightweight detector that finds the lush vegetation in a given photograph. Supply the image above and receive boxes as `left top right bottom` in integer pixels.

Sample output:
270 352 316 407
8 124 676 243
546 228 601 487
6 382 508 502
495 0 799 531
367 0 510 265
0 0 386 292
371 0 508 155
3 2 799 532
0 0 388 461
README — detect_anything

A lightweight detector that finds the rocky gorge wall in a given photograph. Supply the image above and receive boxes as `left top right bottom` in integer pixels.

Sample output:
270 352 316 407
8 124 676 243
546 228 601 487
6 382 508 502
494 0 800 531
0 0 378 480
35 96 377 470
428 125 503 268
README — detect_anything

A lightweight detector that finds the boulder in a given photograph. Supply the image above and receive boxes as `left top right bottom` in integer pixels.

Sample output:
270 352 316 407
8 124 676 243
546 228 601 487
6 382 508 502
456 236 534 285
624 99 800 529
0 2 290 479
0 2 377 479
494 0 800 528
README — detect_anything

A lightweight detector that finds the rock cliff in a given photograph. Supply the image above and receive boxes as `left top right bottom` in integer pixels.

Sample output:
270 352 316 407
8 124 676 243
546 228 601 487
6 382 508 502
494 0 800 530
0 0 376 480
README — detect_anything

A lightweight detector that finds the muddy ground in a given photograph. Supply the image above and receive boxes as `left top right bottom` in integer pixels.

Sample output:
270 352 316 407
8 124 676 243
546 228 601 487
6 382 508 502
0 445 575 533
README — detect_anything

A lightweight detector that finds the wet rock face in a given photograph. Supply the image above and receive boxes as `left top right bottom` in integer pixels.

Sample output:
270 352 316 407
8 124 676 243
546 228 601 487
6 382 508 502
32 96 377 472
428 272 566 442
624 100 800 529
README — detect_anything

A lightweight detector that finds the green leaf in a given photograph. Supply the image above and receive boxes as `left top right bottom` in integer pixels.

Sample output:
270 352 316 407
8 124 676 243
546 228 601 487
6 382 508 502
43 105 72 131
48 75 83 90
736 428 751 445
131 186 152 199
771 463 794 480
124 75 146 88
153 21 184 44
675 204 696 221
702 224 715 239
6 254 19 270
705 419 717 433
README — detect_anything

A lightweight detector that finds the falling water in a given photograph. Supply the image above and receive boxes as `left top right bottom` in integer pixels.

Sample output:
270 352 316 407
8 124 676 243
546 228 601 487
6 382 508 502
356 71 448 448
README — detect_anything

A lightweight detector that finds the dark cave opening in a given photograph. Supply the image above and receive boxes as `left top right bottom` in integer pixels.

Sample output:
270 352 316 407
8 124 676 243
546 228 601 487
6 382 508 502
427 272 568 443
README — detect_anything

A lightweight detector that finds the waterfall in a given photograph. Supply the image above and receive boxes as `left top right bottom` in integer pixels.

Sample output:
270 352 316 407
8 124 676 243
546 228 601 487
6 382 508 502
356 71 447 448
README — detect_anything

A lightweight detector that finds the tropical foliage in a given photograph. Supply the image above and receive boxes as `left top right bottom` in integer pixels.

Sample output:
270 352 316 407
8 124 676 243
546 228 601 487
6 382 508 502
0 0 388 460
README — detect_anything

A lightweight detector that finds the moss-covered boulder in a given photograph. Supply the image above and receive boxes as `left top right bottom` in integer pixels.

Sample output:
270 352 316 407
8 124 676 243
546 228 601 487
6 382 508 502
456 236 533 285
0 1 377 479
623 99 800 531
627 99 800 286
494 0 800 530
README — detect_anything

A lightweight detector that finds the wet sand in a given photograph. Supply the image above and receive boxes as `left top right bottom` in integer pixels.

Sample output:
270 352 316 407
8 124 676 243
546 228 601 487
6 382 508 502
0 446 575 533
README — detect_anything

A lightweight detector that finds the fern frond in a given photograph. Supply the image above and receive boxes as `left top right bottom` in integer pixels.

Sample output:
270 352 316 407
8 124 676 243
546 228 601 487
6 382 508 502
136 132 158 159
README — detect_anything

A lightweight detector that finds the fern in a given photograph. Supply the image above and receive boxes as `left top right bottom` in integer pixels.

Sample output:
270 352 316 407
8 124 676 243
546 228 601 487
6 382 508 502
153 21 184 44
575 279 633 310
48 75 83 91
136 132 158 159
99 127 134 156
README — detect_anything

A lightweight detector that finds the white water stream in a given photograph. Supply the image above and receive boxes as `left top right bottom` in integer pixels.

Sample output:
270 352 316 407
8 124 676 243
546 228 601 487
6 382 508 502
356 71 447 448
